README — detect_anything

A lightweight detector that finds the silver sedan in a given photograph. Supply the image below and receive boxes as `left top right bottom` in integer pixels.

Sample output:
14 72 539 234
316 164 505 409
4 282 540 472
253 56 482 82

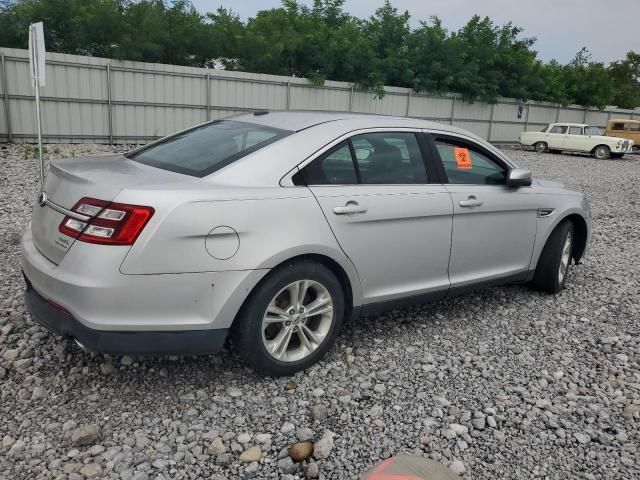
22 112 591 375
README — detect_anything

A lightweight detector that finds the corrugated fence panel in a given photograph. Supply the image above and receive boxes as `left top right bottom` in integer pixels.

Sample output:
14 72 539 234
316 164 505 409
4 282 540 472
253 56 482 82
527 104 557 126
290 85 350 111
1 47 639 144
409 95 453 120
558 108 586 123
212 78 286 110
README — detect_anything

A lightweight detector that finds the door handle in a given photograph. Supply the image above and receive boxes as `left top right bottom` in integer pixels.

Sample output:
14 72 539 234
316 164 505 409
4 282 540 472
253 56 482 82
333 201 367 215
459 196 483 208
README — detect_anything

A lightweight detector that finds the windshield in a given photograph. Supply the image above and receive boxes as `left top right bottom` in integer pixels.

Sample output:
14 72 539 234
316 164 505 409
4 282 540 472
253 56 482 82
585 126 603 136
127 120 291 177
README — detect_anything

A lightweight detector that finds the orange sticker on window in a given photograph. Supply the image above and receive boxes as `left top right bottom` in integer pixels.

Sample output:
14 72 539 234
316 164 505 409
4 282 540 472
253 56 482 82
454 147 472 169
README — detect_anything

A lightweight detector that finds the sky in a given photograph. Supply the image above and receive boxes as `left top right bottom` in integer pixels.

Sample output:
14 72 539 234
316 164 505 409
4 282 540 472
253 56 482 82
191 0 639 64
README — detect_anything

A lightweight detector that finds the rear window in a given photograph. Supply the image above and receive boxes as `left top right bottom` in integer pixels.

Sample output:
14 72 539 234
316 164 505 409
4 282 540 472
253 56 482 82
127 120 291 177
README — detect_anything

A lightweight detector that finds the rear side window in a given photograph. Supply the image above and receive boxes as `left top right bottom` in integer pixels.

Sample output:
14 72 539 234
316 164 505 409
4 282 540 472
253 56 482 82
301 132 429 185
302 141 358 185
611 123 626 131
352 132 428 184
568 126 582 135
435 139 507 185
127 121 290 177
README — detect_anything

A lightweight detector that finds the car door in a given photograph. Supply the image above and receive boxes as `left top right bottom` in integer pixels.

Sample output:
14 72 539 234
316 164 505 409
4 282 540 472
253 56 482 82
546 125 568 149
429 133 538 290
300 130 453 308
563 126 586 151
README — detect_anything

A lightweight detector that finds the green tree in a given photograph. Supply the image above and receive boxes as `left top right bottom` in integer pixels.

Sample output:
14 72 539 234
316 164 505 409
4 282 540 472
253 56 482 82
609 51 640 109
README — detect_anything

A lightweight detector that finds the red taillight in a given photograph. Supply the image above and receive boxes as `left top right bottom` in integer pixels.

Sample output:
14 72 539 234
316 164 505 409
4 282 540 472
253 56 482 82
58 197 154 246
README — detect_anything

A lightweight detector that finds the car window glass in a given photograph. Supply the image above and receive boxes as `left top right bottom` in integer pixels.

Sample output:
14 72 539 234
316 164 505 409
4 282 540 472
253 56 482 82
435 140 507 185
128 121 289 177
301 141 357 185
585 126 602 135
351 132 428 184
540 124 550 132
629 123 640 132
611 123 625 131
568 126 582 135
550 125 568 134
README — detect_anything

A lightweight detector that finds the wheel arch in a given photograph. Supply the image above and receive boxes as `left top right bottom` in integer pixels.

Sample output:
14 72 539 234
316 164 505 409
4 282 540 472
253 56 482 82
533 212 589 269
590 144 611 154
230 253 359 332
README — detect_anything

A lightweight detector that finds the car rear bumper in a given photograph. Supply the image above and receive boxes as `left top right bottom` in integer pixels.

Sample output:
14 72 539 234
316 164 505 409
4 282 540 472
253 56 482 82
24 274 228 355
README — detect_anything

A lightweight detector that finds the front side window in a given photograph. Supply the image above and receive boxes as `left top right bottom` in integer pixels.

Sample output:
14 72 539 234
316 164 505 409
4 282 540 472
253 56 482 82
435 139 507 185
301 132 429 185
629 123 640 132
550 125 568 134
127 121 290 177
568 126 583 135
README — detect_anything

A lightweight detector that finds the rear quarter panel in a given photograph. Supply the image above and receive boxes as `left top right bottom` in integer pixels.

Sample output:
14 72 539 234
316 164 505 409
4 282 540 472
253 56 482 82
118 186 362 304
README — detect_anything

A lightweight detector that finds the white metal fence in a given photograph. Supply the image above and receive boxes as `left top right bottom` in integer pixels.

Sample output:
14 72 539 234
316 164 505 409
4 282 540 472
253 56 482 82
1 47 638 144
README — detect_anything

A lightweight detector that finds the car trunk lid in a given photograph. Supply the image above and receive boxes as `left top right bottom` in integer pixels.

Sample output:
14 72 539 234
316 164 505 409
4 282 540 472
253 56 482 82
30 154 196 264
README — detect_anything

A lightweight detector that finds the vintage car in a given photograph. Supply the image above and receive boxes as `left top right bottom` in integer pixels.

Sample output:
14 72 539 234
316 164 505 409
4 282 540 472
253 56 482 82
604 119 640 147
520 122 634 159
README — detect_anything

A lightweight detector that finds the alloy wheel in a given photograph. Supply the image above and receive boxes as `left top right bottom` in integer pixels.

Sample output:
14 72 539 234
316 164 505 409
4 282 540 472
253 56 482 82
261 280 334 362
558 230 572 284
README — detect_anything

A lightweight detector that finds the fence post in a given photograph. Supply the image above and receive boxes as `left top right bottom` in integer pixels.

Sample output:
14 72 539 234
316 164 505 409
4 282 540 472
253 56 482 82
449 95 456 125
106 64 113 145
205 72 211 120
524 102 530 131
555 105 560 123
487 103 495 141
582 107 588 124
348 84 354 112
286 79 291 110
1 52 12 142
405 90 411 117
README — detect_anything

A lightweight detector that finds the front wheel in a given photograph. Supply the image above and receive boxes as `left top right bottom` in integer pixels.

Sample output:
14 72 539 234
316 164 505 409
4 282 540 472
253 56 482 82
532 221 574 294
534 141 548 153
594 145 610 160
231 261 345 376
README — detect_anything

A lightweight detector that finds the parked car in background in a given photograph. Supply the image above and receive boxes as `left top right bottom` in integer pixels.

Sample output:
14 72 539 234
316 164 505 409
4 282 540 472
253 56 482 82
604 119 640 148
23 112 591 375
520 122 634 159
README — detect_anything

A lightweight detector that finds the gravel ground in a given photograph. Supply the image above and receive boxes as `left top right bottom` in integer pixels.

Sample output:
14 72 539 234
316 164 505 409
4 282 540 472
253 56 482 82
1 143 639 480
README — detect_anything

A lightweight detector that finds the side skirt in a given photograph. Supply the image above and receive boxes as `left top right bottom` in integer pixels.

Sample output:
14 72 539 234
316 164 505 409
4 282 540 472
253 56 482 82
358 270 535 317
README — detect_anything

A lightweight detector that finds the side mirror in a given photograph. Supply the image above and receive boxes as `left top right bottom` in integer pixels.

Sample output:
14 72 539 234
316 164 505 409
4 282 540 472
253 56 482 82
507 168 532 187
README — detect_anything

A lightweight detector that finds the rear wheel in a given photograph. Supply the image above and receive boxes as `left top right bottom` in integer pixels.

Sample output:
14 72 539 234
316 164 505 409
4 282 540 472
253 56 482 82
532 221 574 294
534 141 548 153
594 145 610 160
231 260 345 376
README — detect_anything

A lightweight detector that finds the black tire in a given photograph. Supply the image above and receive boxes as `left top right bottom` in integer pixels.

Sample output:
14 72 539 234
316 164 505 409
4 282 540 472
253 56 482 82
594 145 610 160
532 220 574 294
534 141 548 153
231 260 345 376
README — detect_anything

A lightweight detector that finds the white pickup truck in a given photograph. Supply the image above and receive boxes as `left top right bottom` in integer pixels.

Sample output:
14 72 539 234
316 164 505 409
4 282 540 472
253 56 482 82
520 123 634 159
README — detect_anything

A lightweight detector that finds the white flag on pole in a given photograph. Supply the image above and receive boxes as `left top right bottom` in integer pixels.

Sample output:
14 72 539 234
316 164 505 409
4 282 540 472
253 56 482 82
29 22 46 88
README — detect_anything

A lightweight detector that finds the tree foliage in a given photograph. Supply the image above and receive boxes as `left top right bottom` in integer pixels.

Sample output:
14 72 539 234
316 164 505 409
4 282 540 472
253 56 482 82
1 0 638 108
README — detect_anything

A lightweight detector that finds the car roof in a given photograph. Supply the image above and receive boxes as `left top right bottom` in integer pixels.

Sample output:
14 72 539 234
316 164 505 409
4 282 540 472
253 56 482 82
231 110 472 135
550 122 589 128
608 118 640 124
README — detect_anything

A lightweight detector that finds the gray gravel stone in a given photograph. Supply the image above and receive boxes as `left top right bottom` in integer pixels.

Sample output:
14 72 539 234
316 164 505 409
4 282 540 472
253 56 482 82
1 144 640 479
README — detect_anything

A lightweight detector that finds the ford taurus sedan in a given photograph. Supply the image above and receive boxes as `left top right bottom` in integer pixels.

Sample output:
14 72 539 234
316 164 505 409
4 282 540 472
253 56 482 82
22 112 591 375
